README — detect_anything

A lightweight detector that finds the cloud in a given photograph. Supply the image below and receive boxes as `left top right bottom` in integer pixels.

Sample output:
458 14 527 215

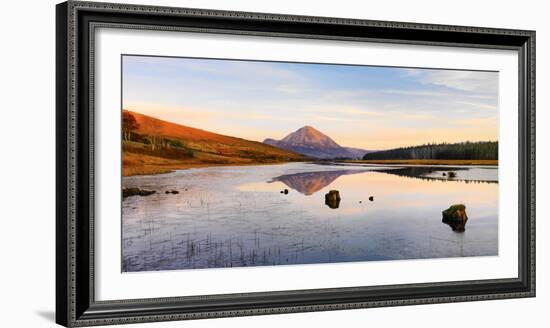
381 89 455 98
455 100 497 111
422 70 498 94
456 116 498 127
123 57 500 149
399 67 497 91
308 106 384 117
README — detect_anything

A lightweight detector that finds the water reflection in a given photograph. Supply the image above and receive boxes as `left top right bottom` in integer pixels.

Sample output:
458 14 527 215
379 166 498 184
121 163 498 272
269 169 367 195
269 166 496 198
443 216 468 232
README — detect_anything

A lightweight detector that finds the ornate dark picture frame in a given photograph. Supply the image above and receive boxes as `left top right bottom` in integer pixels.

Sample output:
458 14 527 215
56 1 535 326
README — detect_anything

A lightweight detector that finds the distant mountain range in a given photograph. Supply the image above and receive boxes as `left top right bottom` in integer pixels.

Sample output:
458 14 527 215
263 126 369 159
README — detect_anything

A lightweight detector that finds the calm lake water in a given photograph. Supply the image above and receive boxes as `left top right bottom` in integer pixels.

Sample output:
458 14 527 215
122 163 498 272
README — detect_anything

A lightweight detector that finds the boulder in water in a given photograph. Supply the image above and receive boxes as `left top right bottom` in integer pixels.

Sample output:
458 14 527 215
442 204 468 232
123 187 156 198
325 190 341 209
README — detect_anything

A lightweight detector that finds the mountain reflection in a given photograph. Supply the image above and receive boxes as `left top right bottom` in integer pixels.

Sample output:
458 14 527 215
269 169 367 195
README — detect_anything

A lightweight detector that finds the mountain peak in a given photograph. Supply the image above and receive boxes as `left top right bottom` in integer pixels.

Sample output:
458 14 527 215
295 126 326 138
264 126 368 159
299 125 316 131
281 126 340 148
296 125 321 134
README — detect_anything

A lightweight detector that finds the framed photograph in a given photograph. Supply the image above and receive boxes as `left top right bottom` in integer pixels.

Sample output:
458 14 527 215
56 1 535 326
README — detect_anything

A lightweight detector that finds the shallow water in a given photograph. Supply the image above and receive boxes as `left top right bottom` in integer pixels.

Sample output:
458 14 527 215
122 163 498 272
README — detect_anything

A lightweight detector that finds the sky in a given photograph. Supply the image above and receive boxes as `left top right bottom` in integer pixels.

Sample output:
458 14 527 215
122 55 499 150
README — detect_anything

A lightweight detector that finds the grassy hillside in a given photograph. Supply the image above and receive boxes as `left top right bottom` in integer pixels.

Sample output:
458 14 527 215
122 110 306 176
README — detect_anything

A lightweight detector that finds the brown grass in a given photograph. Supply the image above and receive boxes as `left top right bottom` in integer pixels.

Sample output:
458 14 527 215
126 110 305 161
122 110 307 176
342 159 498 166
122 151 299 176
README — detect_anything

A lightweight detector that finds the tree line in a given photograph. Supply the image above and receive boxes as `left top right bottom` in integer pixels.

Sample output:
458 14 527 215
363 141 498 160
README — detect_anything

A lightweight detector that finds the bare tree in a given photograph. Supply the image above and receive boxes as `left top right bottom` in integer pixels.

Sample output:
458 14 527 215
144 118 162 151
122 111 139 141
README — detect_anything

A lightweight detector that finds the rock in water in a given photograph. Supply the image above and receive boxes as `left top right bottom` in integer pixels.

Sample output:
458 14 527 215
123 188 140 198
122 187 156 198
368 196 374 201
138 189 155 196
284 189 289 194
325 190 341 209
442 204 468 232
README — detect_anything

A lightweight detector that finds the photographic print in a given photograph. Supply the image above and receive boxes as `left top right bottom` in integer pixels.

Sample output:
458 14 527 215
56 4 535 325
121 55 499 272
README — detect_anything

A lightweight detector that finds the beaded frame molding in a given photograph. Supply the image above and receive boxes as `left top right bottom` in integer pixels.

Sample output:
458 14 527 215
56 1 535 326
